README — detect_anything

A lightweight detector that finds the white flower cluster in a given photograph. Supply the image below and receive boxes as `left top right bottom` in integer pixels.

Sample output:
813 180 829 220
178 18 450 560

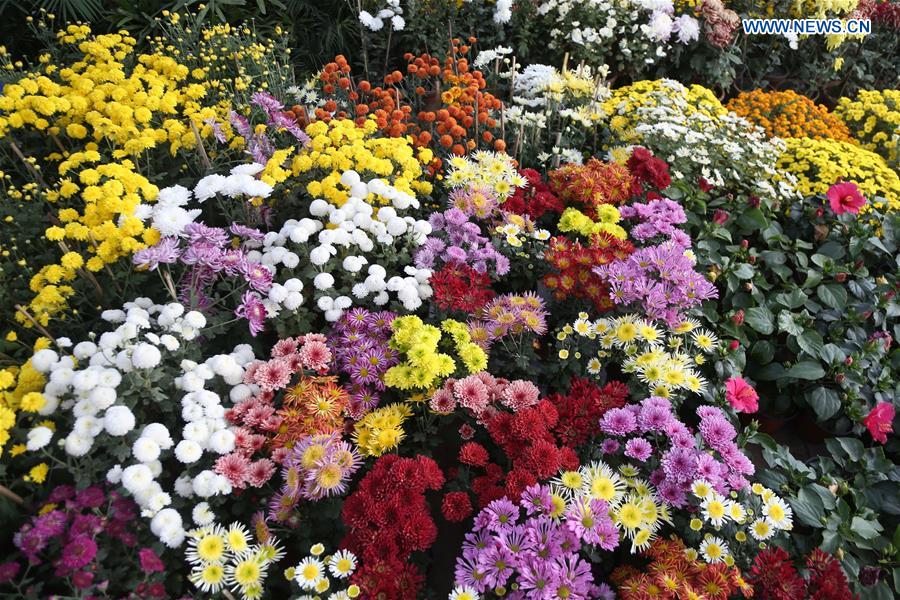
493 0 513 23
133 163 274 238
30 298 259 548
359 0 404 31
256 171 433 322
537 0 698 71
616 82 798 201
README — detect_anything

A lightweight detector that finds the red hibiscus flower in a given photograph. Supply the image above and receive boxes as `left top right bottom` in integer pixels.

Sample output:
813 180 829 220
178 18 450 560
725 376 759 413
863 402 895 444
826 182 867 215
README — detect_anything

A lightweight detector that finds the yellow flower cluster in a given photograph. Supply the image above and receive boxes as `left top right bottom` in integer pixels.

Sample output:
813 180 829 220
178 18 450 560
441 319 489 373
352 403 412 457
0 357 47 456
557 206 626 239
150 13 295 99
383 316 486 390
559 314 715 398
0 23 243 327
446 151 525 199
601 80 727 143
0 25 230 154
292 118 433 207
791 0 859 18
835 90 900 167
28 158 161 326
777 137 900 212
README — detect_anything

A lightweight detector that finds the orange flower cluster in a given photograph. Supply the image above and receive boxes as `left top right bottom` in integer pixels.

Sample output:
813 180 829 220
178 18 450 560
273 376 350 448
310 39 504 161
611 538 753 600
548 159 634 218
726 89 854 142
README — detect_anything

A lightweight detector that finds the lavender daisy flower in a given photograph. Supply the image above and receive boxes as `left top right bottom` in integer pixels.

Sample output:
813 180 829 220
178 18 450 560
599 408 637 436
235 290 267 336
624 437 653 462
133 237 181 270
251 90 284 112
661 447 697 483
600 439 620 454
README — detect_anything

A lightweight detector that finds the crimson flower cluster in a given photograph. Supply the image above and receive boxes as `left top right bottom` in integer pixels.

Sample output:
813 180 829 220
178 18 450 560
548 378 629 447
749 546 857 600
431 261 496 313
481 399 581 502
503 168 564 220
627 146 672 195
342 454 444 599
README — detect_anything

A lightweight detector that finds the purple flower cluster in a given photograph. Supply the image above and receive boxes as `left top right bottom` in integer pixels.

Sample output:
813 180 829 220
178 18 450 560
11 485 137 580
329 308 400 418
226 93 310 163
594 241 718 325
135 221 273 332
618 197 690 245
415 208 510 275
454 489 617 600
599 398 755 507
270 432 362 523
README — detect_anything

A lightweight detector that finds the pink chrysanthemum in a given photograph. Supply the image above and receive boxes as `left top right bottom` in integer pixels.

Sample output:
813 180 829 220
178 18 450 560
215 453 252 488
299 340 332 371
500 380 540 411
253 358 292 392
454 375 490 415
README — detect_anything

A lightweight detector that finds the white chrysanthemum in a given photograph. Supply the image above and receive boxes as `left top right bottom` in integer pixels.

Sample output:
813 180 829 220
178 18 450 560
131 343 162 369
104 405 136 436
192 502 216 526
133 437 162 462
26 426 53 451
175 440 203 464
122 464 154 494
30 349 58 373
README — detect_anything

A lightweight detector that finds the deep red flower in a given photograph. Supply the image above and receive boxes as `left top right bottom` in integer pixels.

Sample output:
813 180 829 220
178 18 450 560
748 546 807 600
863 402 895 444
458 442 490 467
627 146 671 193
431 261 495 313
441 492 473 522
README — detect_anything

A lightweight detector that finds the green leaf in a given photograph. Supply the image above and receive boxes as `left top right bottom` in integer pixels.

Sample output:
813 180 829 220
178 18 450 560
850 516 883 540
797 330 825 358
775 289 808 309
732 263 755 279
807 387 841 420
745 306 775 335
820 344 847 364
777 311 804 337
826 437 865 462
750 341 775 365
817 283 848 310
790 486 826 527
803 271 823 289
738 207 768 230
786 361 826 380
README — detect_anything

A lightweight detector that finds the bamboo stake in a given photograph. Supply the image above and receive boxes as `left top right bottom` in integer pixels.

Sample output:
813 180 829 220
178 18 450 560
9 142 46 188
0 485 24 506
14 305 57 345
191 120 213 172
